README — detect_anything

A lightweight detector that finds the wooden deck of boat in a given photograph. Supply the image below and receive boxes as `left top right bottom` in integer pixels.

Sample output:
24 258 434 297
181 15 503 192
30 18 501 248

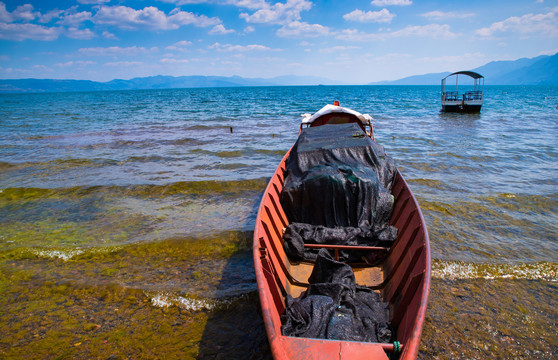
286 261 384 298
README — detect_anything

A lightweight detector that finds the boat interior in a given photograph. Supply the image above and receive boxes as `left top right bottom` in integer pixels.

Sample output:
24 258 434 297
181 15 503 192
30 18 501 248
256 153 429 356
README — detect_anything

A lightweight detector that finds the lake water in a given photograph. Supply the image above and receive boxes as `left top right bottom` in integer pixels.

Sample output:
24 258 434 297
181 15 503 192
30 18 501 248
0 85 556 359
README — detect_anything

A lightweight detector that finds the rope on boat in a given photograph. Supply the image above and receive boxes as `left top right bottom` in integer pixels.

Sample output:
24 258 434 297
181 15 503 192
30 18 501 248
388 341 402 359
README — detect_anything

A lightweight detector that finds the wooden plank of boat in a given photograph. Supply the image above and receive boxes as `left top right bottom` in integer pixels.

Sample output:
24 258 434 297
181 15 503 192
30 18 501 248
253 102 431 360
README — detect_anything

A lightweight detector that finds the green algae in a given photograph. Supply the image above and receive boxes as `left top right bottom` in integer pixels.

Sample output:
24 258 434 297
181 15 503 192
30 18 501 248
407 178 460 193
420 278 558 359
0 230 254 301
0 179 265 254
0 211 155 250
3 262 555 359
140 178 267 197
1 218 556 359
0 273 211 359
2 163 556 359
0 177 267 202
0 231 266 360
419 193 558 263
190 149 245 158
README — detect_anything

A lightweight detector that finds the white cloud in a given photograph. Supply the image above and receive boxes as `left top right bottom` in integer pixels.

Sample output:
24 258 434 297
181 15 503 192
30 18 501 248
244 25 255 33
0 3 39 22
39 9 64 23
77 0 111 4
337 23 457 41
104 61 144 67
276 21 329 37
0 2 11 22
160 58 189 64
228 0 269 9
538 48 558 55
102 30 116 39
475 10 558 38
395 24 457 38
240 0 312 25
93 5 221 30
78 46 158 56
66 27 95 39
319 45 360 53
0 66 32 75
343 9 395 23
12 4 39 21
421 11 475 20
414 52 485 65
369 52 413 63
31 64 52 72
371 0 411 6
210 24 235 34
159 0 216 5
55 60 96 67
165 40 193 51
57 10 92 27
0 22 63 41
209 42 272 51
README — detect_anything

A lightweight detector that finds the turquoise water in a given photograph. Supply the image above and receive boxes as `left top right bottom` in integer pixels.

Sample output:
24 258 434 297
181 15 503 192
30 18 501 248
0 86 557 359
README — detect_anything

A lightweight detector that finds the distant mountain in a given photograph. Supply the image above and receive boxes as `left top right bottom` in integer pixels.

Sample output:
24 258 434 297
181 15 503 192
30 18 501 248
369 53 558 85
0 74 341 94
472 55 546 81
370 72 451 85
0 78 109 93
103 75 277 90
489 54 558 85
1 53 556 93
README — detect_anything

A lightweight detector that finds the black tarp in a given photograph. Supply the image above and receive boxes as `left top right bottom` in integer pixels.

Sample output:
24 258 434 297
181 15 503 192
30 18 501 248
280 122 397 344
283 222 395 262
281 249 393 343
281 123 398 261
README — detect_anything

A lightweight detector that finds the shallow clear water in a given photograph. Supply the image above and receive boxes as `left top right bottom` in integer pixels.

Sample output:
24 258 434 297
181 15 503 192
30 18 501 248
0 86 556 359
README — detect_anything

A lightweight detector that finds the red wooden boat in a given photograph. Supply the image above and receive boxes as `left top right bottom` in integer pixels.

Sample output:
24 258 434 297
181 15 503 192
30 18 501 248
253 102 431 360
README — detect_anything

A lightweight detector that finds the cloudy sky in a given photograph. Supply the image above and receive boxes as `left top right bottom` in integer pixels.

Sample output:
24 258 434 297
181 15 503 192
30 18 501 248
0 0 557 83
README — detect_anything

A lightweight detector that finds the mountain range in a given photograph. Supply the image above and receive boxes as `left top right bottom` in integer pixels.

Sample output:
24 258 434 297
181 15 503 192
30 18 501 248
0 53 556 93
0 74 343 93
369 52 557 85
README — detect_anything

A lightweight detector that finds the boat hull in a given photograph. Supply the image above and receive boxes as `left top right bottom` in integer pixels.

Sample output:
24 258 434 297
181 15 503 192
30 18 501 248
442 104 482 113
254 134 431 360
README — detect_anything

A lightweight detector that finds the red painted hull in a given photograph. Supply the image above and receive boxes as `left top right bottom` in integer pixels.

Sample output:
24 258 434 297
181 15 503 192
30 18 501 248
253 129 431 360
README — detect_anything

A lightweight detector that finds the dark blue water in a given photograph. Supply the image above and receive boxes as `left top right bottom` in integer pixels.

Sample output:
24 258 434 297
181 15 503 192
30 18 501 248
0 86 556 359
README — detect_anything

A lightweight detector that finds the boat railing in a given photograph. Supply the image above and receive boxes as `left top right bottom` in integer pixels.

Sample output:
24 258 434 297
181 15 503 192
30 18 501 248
443 90 483 102
442 91 459 101
464 91 483 101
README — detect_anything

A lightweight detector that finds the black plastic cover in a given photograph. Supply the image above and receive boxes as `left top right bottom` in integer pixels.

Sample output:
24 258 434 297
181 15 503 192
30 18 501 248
280 123 397 260
283 222 395 262
281 249 393 342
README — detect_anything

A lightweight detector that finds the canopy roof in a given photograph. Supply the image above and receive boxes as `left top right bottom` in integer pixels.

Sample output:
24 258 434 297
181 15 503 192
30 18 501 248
301 104 372 124
443 71 484 80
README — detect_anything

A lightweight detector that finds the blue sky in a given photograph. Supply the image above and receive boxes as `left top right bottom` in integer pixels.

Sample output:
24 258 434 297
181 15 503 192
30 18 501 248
0 0 557 83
